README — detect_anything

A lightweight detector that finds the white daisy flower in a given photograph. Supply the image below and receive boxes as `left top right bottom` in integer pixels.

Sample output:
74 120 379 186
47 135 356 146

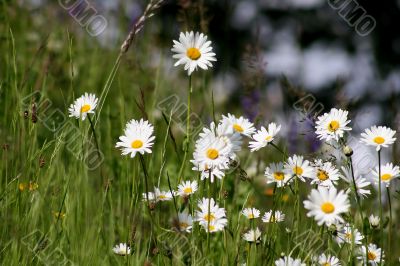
310 161 341 187
314 253 340 266
195 198 226 225
177 180 198 197
142 191 155 202
176 211 193 233
315 108 351 142
265 162 292 187
112 243 131 256
336 223 364 245
68 93 98 121
243 228 261 243
154 187 173 202
303 186 350 226
220 113 256 137
241 208 260 219
115 119 155 158
284 155 314 182
201 218 227 233
368 215 380 228
341 166 371 198
275 256 305 266
199 167 226 183
198 122 242 154
372 162 400 187
171 31 216 76
358 243 384 265
249 123 281 152
360 126 396 151
262 210 285 223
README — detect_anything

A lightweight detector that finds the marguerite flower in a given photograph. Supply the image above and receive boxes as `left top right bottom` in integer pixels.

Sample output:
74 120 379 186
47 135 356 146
372 162 400 187
242 208 260 219
262 210 285 223
177 180 198 197
176 211 193 233
112 243 131 256
360 126 396 151
202 219 227 233
368 215 380 228
195 198 226 225
171 31 216 76
310 161 341 187
198 122 242 154
243 228 261 243
249 123 281 152
275 256 305 266
220 113 256 137
315 108 351 142
115 119 155 158
284 155 314 182
142 192 155 202
314 253 340 266
303 186 350 226
336 223 364 245
341 166 371 198
265 162 292 187
154 187 173 202
68 93 98 120
358 243 384 265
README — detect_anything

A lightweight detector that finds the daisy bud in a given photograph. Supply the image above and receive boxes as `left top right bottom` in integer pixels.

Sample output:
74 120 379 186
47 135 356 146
369 215 380 228
343 145 353 157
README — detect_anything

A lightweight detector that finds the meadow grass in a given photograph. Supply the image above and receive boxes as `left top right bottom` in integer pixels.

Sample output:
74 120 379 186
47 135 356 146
1 2 399 266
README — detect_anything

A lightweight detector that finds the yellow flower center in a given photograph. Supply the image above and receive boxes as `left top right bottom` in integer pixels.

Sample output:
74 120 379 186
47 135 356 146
206 148 219 160
321 202 335 214
381 173 392 181
179 222 189 229
186 47 201 60
80 104 91 113
233 123 244 133
274 172 285 181
345 232 352 240
323 263 331 266
293 166 303 175
158 195 167 199
373 136 385 144
317 170 329 181
183 187 193 194
204 213 215 222
131 140 143 149
208 225 215 231
265 136 272 141
367 251 377 261
248 213 254 219
327 120 340 132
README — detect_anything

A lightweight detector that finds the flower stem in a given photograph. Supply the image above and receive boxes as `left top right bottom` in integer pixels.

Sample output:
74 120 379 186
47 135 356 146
386 186 392 263
378 150 383 265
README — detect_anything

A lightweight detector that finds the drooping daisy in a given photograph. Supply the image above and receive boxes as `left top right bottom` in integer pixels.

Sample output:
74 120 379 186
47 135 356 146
310 161 341 187
314 253 341 266
68 93 98 120
154 187 173 202
275 256 305 266
360 126 396 151
171 31 216 76
220 113 256 137
262 210 285 223
249 123 281 152
176 211 193 233
303 186 350 226
372 162 400 187
284 155 314 182
341 166 371 198
242 208 260 219
243 228 261 243
336 223 364 245
115 119 155 158
358 243 384 265
265 162 292 187
368 215 380 228
315 108 351 142
112 243 131 256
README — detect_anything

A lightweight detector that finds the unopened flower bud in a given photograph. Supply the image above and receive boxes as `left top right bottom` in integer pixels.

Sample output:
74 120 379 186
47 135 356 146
343 145 353 157
369 215 380 228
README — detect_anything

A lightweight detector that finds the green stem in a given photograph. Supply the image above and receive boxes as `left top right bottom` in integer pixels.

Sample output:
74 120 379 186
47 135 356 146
378 150 383 265
386 186 392 264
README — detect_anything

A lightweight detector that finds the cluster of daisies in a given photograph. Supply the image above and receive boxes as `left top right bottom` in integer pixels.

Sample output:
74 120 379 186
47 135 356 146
67 30 399 264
